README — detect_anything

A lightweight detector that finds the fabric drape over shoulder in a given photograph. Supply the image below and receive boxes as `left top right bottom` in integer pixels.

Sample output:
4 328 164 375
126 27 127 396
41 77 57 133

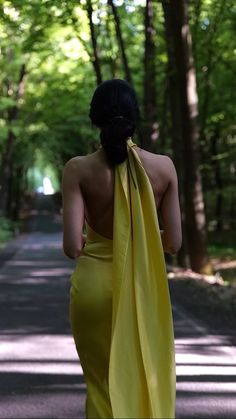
109 138 176 418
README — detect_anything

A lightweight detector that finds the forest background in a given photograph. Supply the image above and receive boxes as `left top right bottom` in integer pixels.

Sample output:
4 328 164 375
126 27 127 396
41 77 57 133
0 0 235 277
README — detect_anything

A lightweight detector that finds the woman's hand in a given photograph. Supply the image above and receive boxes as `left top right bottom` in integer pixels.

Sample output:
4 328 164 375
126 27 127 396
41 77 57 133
82 233 87 248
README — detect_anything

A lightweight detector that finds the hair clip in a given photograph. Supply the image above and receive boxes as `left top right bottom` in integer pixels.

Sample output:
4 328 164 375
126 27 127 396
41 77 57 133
111 115 124 121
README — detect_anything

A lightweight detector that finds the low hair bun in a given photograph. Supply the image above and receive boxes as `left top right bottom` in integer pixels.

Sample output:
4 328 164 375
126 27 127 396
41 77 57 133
100 116 135 165
89 79 140 165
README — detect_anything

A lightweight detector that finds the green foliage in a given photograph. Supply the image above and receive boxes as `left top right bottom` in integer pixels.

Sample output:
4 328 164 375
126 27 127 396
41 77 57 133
0 97 16 110
0 0 235 250
0 217 15 247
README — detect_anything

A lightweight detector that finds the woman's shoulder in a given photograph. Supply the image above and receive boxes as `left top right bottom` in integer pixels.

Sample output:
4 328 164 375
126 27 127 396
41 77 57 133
136 148 176 176
63 149 107 185
63 150 97 171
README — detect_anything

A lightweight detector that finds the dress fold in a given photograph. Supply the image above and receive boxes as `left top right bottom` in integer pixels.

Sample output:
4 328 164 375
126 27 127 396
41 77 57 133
109 139 175 418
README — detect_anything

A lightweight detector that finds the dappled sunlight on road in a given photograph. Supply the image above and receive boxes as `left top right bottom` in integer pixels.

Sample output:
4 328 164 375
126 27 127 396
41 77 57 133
29 268 72 277
4 260 69 267
0 226 235 418
22 239 63 250
0 230 85 418
174 305 236 418
0 334 83 375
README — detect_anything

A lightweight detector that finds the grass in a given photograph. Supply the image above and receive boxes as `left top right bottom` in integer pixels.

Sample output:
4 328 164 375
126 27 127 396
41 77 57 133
208 244 236 259
207 231 236 285
0 217 18 249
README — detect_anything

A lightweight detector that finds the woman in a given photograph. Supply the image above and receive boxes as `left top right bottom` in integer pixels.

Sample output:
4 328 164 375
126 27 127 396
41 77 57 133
62 79 182 419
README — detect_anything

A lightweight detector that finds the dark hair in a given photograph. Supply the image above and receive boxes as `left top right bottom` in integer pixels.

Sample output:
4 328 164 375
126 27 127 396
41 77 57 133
89 79 140 164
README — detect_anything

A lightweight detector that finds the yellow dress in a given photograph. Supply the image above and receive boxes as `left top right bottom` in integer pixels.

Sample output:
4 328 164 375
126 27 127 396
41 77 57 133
69 139 176 419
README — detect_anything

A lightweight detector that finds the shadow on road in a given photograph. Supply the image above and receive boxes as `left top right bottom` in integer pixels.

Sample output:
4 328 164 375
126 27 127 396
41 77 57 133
0 204 86 418
0 198 235 418
0 233 73 336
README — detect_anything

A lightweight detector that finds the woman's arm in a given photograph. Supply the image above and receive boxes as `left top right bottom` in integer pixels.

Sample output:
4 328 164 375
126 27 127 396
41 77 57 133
159 157 182 254
62 158 85 259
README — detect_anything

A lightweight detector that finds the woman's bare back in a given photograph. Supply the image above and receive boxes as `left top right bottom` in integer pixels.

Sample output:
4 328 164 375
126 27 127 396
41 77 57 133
62 144 181 257
66 145 177 237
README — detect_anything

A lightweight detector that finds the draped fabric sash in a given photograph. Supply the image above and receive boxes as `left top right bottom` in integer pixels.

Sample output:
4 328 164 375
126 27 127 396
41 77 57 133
109 138 176 418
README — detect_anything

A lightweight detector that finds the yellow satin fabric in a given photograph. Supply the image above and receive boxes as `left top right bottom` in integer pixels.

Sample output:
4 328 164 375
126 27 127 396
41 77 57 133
70 139 175 418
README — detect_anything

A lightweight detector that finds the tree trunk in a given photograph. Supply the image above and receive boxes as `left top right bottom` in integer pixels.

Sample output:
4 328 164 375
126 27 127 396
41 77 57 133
229 193 235 230
158 70 169 151
142 0 158 151
10 165 24 221
162 0 209 273
86 0 102 85
210 129 223 231
199 0 226 146
64 2 91 59
191 0 203 58
162 3 189 268
105 11 118 78
107 0 144 146
0 64 26 217
108 0 132 84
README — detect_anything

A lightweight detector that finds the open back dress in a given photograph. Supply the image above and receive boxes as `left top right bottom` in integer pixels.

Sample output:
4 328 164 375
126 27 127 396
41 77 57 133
69 139 176 418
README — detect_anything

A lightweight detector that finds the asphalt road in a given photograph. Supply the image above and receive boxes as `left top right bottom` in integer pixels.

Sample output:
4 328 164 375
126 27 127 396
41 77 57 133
0 214 235 418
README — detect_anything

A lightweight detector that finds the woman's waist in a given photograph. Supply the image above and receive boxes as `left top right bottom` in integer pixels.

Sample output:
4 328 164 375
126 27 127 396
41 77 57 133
85 221 113 244
80 240 113 261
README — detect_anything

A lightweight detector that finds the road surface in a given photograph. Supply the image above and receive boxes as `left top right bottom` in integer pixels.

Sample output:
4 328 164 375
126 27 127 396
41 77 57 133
0 226 235 418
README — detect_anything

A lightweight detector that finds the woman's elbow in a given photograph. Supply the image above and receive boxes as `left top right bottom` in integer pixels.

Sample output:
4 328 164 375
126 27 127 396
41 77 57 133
165 242 182 255
163 234 182 255
63 248 81 259
63 242 82 259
